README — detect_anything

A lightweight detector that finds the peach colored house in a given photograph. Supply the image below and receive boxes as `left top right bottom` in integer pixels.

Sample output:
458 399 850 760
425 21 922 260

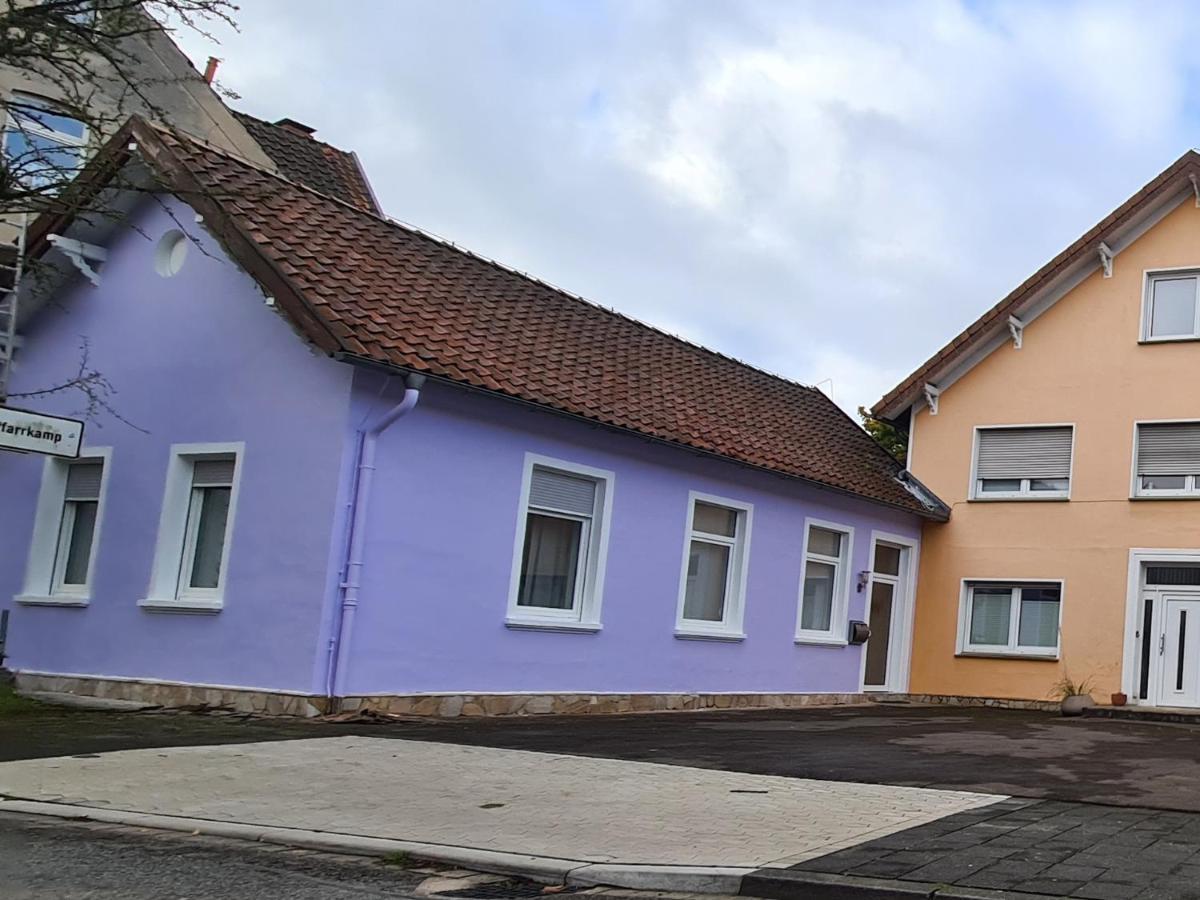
874 150 1200 709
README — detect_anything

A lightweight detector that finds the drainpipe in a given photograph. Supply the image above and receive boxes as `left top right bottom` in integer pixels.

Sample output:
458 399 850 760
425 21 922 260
326 372 425 701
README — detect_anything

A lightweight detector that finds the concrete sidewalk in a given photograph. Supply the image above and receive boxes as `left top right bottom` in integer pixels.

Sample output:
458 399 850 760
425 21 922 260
0 735 999 893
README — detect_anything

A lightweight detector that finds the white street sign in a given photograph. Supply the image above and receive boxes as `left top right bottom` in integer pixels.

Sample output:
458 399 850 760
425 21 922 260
0 406 83 458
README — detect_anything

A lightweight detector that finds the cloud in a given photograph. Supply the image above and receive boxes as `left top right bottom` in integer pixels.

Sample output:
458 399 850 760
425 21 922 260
170 0 1200 413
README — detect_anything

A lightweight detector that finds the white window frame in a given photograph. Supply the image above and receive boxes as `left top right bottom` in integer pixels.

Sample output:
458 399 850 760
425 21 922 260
956 578 1064 659
674 491 753 641
795 517 854 645
1130 419 1200 499
968 423 1074 501
16 447 111 607
2 92 88 182
1141 268 1200 342
139 442 244 614
505 453 614 632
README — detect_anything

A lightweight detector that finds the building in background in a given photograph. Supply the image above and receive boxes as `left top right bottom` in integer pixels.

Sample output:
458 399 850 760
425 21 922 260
874 151 1200 710
0 119 947 716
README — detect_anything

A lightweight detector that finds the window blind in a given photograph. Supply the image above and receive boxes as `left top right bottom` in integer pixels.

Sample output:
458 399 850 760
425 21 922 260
1137 423 1200 476
976 427 1073 479
528 468 595 516
192 457 236 487
64 461 103 501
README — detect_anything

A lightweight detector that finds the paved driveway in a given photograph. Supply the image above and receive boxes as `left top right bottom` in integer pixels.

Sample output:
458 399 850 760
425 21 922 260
5 703 1200 810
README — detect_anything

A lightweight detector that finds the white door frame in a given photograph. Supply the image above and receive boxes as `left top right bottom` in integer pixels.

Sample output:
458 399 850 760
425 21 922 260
1123 549 1200 706
860 530 920 693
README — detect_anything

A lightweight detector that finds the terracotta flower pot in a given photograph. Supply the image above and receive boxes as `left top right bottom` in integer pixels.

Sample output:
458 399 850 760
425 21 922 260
1061 694 1095 717
1111 692 1128 707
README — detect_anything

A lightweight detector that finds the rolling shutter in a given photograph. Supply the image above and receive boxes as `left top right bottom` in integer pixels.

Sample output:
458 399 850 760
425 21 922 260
64 461 103 501
529 467 596 516
192 457 236 487
976 427 1073 480
1137 423 1200 476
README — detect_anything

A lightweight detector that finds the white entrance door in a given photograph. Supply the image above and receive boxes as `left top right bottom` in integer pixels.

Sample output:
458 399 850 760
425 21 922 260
863 540 910 691
1160 596 1200 708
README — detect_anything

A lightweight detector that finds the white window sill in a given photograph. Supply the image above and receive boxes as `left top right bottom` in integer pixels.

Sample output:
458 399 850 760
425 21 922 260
969 495 1069 503
504 617 601 634
674 628 746 642
1132 493 1200 500
957 650 1059 661
138 596 223 614
1139 336 1200 345
14 593 89 607
795 634 849 647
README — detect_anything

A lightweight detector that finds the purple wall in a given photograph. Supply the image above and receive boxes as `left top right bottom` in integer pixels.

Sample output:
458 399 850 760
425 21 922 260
0 198 352 693
343 371 923 695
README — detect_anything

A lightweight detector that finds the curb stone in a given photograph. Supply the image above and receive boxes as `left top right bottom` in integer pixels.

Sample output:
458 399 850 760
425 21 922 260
740 868 1073 899
0 799 749 893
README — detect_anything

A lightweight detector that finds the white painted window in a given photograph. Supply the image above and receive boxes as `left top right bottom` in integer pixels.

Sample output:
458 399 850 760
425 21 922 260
960 581 1061 657
1144 271 1200 341
140 443 243 613
675 493 752 639
506 455 612 630
17 450 110 606
796 519 853 643
971 426 1073 499
1134 422 1200 497
2 93 87 189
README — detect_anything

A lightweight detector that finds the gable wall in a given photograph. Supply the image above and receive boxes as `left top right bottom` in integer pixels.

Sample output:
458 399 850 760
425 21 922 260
908 196 1200 701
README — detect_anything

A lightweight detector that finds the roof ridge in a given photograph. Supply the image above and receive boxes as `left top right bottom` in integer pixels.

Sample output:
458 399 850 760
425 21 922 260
231 109 359 161
153 122 828 401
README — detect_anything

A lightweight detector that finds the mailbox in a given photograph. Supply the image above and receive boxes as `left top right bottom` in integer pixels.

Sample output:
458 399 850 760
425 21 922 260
848 620 871 645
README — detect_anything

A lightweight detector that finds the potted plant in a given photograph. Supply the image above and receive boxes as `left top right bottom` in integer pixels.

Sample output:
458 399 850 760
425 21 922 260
1053 674 1096 717
1111 691 1128 707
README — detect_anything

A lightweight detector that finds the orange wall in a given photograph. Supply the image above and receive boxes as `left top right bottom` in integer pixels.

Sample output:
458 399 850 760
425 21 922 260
909 198 1200 701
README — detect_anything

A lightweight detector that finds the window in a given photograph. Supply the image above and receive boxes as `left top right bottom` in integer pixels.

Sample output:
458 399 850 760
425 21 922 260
797 520 853 642
17 451 109 606
960 581 1061 657
972 426 1073 499
506 457 612 630
676 494 751 638
3 93 87 190
141 444 243 613
1144 271 1200 341
1134 422 1200 497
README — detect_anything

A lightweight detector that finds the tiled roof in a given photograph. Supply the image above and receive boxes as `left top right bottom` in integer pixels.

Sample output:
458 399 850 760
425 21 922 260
873 150 1200 419
233 111 380 214
42 120 948 519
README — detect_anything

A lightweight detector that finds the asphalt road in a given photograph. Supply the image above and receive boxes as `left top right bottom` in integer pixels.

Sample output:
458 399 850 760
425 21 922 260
0 811 430 899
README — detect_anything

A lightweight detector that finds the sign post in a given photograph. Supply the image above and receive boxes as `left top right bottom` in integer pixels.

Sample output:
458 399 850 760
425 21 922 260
0 406 83 458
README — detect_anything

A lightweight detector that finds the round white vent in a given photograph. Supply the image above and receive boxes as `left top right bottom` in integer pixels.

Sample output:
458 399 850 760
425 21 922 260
154 230 189 278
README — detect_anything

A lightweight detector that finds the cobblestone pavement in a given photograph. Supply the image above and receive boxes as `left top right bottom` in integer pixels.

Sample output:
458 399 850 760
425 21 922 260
783 797 1200 899
0 736 1000 868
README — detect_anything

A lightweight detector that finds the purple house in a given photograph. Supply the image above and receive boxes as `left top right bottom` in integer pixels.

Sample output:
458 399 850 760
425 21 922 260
0 120 947 716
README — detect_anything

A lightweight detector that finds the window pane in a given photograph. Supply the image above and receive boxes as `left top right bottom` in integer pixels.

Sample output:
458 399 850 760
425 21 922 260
1030 478 1068 492
683 539 730 621
1147 565 1200 586
692 502 737 538
873 545 901 576
1151 277 1197 337
979 479 1021 493
518 513 582 610
1142 474 1187 491
807 526 842 558
1018 590 1060 649
11 98 86 138
60 500 97 585
189 487 231 589
969 588 1012 645
3 129 83 188
801 560 836 631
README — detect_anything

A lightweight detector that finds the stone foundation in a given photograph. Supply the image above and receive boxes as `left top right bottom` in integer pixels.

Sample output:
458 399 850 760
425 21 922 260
14 672 873 718
903 692 1060 712
337 690 871 718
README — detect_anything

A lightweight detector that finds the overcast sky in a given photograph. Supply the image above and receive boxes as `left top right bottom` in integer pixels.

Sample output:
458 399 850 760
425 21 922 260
172 1 1200 414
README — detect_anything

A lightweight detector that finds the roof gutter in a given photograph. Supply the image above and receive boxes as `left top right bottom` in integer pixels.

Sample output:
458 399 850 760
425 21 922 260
333 352 949 522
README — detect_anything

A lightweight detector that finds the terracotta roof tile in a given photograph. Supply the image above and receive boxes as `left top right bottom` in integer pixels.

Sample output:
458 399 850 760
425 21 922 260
47 120 947 519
